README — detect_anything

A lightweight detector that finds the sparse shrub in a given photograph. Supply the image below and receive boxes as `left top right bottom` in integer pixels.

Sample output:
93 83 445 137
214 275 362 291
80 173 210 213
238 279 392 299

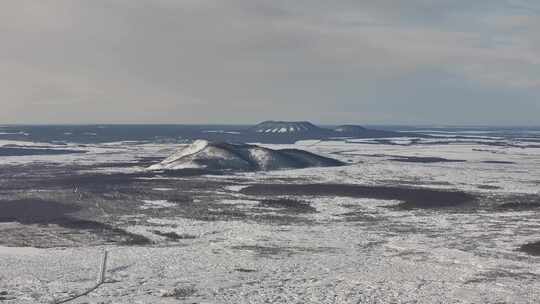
260 198 317 213
161 286 197 299
152 230 197 240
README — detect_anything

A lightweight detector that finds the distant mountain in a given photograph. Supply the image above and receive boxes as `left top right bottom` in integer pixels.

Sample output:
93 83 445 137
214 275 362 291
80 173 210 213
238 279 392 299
243 121 404 142
148 140 344 171
248 121 329 134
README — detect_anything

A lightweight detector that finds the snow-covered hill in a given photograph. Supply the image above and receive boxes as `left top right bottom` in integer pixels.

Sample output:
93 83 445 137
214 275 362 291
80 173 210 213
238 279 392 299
148 140 344 171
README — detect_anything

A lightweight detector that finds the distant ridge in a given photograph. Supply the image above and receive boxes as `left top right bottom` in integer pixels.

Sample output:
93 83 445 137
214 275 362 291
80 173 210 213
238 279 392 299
332 124 401 138
334 125 367 133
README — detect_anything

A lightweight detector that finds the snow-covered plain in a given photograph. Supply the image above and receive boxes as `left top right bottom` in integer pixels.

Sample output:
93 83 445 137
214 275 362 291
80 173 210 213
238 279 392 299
0 135 539 303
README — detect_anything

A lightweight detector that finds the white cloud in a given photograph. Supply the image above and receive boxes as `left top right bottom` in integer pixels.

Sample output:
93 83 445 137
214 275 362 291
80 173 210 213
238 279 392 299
0 0 538 124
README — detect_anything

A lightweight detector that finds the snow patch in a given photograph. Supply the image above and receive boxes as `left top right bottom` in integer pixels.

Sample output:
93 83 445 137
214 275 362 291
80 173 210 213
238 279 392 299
225 185 250 192
152 187 175 191
140 200 177 209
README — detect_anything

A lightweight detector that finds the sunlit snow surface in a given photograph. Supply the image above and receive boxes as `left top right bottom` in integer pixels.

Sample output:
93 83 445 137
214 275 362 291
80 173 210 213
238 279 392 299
0 131 539 303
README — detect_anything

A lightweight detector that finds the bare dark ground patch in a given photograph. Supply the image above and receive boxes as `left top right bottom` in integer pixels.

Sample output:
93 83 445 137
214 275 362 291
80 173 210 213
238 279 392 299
495 196 540 210
152 230 197 241
477 185 502 190
0 199 151 247
481 160 516 165
498 202 540 210
0 147 86 156
259 198 317 213
519 241 540 256
240 184 476 210
338 153 466 163
485 194 540 211
0 199 79 223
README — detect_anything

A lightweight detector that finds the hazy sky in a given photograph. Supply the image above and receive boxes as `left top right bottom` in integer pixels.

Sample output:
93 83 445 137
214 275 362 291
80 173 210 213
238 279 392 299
1 0 539 125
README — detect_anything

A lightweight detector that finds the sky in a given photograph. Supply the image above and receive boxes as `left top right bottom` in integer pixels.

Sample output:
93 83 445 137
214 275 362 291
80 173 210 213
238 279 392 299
0 0 539 125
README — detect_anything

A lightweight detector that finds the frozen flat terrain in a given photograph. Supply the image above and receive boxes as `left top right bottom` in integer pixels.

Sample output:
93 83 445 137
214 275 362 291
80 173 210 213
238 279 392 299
0 129 539 303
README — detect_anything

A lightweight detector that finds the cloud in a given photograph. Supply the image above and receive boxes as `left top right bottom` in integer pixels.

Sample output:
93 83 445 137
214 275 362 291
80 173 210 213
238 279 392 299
0 0 538 124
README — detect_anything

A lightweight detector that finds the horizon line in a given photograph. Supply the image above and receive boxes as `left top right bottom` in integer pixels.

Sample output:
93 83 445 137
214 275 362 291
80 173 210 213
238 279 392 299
1 122 540 128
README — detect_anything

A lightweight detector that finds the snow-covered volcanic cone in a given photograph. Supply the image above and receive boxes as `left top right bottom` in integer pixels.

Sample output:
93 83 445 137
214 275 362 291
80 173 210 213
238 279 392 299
149 140 344 171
